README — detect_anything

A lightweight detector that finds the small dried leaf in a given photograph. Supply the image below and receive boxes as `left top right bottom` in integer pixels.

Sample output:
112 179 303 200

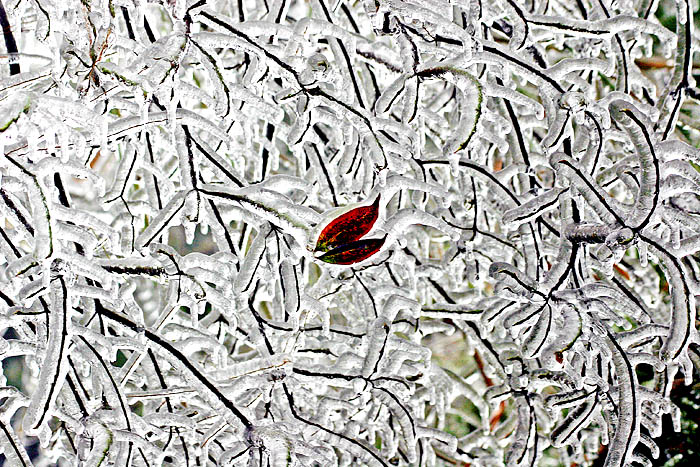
613 264 631 280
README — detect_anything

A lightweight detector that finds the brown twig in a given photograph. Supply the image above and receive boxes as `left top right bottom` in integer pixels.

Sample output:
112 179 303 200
474 350 508 431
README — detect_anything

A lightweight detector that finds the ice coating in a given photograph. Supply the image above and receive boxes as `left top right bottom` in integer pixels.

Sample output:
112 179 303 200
0 0 697 465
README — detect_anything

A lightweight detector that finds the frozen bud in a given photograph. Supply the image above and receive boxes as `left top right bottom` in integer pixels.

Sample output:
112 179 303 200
559 91 588 113
605 227 635 251
307 53 330 75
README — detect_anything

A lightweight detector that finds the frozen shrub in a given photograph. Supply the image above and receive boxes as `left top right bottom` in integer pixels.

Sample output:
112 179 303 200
0 0 698 465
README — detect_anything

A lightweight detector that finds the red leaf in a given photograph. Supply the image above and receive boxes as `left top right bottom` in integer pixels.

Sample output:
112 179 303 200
554 351 564 364
318 237 385 265
315 195 380 252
